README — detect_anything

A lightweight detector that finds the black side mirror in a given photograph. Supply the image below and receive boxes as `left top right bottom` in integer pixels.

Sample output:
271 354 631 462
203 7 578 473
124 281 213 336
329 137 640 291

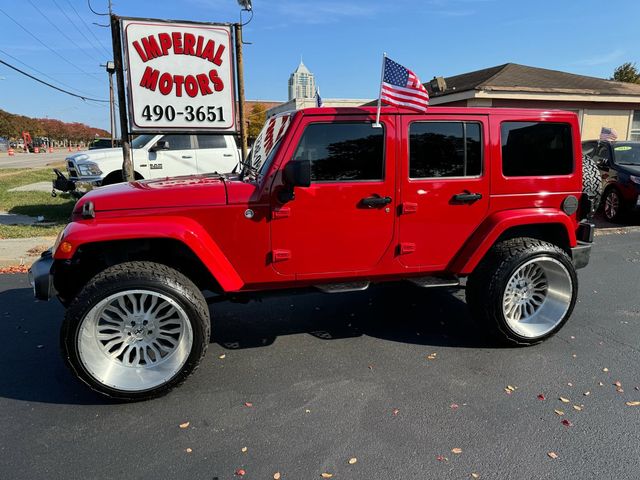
150 140 169 152
283 160 311 187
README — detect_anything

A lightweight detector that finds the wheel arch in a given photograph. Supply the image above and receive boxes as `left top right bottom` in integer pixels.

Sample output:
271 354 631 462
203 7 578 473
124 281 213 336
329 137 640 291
102 169 144 185
449 209 577 275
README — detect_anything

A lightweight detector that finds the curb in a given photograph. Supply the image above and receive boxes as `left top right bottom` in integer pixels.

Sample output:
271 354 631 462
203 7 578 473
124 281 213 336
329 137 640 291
594 226 640 236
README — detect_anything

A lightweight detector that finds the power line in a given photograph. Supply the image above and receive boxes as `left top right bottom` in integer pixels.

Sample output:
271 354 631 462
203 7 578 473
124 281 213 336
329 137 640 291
0 6 102 81
62 0 111 56
0 58 109 103
27 0 101 65
0 47 104 99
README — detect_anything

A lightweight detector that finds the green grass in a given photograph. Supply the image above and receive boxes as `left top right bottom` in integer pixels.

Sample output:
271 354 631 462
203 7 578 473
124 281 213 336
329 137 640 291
0 168 74 239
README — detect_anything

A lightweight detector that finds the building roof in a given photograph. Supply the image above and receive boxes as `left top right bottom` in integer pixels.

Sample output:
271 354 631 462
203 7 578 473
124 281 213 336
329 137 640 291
293 60 311 75
428 63 640 97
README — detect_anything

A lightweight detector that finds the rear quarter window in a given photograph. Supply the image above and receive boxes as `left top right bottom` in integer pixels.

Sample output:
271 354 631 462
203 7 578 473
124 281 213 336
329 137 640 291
501 122 573 176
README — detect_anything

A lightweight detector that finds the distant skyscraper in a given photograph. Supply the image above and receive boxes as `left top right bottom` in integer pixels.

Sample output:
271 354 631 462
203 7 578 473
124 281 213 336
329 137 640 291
288 60 316 101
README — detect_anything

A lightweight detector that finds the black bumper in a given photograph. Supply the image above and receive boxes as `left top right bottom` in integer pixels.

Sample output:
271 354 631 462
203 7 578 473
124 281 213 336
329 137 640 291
28 249 54 300
572 221 595 270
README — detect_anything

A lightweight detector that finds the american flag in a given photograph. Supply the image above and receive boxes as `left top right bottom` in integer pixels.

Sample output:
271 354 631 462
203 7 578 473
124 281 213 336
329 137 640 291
315 87 324 107
380 57 429 112
599 127 618 141
251 114 290 169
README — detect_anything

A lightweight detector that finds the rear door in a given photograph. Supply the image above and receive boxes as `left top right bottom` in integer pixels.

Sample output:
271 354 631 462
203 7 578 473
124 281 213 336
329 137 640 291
148 134 197 177
398 115 490 269
195 134 238 173
270 115 396 277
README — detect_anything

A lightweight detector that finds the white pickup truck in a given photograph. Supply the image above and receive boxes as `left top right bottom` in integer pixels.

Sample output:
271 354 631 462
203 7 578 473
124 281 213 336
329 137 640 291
54 133 241 193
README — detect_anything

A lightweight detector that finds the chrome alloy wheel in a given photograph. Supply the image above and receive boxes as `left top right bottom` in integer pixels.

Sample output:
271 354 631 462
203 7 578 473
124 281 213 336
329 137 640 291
77 290 193 392
604 190 620 220
502 257 573 338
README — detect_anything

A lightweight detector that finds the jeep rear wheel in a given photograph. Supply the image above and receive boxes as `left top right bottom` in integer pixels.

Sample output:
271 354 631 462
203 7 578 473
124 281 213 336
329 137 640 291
466 238 578 345
61 261 210 401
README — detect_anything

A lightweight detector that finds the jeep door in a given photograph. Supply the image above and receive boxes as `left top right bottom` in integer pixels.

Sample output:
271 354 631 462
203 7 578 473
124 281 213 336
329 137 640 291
147 134 197 178
195 134 238 174
398 116 490 269
270 115 396 277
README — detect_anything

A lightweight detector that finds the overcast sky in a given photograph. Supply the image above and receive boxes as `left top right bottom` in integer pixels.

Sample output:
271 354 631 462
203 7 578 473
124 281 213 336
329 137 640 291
0 0 638 131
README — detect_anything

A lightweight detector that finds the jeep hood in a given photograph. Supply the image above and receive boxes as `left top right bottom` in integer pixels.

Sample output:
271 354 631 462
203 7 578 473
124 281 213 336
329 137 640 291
75 174 227 213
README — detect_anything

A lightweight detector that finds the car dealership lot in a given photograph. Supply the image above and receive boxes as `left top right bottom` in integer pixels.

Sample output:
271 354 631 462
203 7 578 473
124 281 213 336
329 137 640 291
1 231 639 480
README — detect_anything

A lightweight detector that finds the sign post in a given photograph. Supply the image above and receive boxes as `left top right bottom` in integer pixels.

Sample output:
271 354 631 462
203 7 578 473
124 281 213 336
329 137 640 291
234 23 248 163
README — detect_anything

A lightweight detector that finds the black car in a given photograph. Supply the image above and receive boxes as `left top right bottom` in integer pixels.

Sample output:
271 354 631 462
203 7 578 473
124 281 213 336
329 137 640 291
582 140 640 221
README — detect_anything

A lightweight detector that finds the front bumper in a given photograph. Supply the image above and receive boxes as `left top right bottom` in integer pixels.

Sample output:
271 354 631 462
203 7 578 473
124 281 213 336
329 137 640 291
28 249 55 300
52 168 101 195
571 221 595 270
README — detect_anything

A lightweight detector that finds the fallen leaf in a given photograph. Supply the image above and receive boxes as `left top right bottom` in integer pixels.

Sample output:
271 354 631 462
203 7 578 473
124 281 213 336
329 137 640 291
602 368 609 372
598 382 604 386
573 405 583 411
244 402 253 407
616 387 624 393
368 364 374 370
273 473 281 480
504 389 513 395
348 457 357 464
241 447 248 453
219 354 226 359
559 397 570 403
321 473 333 478
561 419 572 427
451 448 463 454
235 469 246 476
436 455 448 462
185 448 193 453
571 354 577 358
547 452 559 459
427 353 437 360
507 385 516 391
392 408 399 416
583 391 591 396
537 394 546 400
179 422 190 429
625 401 640 406
567 382 573 387
554 409 564 416
305 409 311 413
450 403 459 409
614 381 622 387
471 474 480 479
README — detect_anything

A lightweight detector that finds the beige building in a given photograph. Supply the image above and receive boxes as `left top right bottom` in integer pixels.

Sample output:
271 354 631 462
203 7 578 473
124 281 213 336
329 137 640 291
426 63 640 141
267 97 371 117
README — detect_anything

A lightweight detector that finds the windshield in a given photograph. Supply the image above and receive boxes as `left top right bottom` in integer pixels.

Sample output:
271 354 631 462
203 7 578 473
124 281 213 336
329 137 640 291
131 134 156 149
247 114 291 173
613 143 640 165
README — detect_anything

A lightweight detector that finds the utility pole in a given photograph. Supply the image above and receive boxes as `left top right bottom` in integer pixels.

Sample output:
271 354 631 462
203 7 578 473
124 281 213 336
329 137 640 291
101 61 116 147
110 14 133 182
234 23 248 163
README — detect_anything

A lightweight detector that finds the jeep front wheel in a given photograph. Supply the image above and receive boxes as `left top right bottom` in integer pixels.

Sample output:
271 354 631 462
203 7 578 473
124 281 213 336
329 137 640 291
61 261 210 400
466 238 578 345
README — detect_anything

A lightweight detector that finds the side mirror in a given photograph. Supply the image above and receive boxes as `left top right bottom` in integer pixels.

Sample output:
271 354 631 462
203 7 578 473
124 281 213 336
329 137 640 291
150 140 169 152
283 160 311 187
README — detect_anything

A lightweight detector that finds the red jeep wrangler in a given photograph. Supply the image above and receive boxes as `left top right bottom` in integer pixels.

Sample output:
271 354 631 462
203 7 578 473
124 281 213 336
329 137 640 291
30 107 596 400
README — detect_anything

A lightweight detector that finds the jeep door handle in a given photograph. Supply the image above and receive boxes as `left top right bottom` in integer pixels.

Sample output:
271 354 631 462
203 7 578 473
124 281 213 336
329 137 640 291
361 195 392 208
452 192 482 203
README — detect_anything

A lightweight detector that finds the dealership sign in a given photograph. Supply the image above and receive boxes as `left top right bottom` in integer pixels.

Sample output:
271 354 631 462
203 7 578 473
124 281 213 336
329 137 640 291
122 19 236 132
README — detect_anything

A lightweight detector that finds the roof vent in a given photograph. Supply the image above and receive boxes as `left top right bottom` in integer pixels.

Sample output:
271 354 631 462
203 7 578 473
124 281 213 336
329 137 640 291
430 76 447 93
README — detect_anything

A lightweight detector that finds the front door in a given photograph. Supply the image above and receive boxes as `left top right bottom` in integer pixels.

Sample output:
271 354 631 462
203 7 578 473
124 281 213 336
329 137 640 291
270 116 396 277
148 134 197 178
195 134 238 174
398 116 490 269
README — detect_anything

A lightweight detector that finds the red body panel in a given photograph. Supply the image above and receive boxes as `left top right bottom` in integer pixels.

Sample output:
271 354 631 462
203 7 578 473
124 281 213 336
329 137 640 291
64 106 584 293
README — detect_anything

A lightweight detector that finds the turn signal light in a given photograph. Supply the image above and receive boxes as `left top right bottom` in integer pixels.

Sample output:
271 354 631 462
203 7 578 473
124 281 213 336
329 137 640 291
59 241 73 254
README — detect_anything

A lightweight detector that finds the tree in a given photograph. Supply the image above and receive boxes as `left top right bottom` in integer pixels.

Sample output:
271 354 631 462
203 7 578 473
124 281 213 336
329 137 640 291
247 103 267 140
611 62 640 84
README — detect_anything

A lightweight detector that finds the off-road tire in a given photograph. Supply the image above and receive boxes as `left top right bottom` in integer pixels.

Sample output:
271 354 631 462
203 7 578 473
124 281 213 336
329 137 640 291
61 261 210 401
466 238 578 346
582 154 602 216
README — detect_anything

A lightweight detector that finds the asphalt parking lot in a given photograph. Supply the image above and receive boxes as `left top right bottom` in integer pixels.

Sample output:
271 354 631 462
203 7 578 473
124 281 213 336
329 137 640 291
1 230 639 480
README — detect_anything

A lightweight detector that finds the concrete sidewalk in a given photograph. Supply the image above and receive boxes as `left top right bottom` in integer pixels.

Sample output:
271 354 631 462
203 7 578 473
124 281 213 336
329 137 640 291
0 237 55 267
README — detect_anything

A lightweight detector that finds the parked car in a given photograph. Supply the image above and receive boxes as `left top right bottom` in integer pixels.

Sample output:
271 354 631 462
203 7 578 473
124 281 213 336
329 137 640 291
89 138 122 150
53 133 241 193
30 106 596 401
582 140 640 221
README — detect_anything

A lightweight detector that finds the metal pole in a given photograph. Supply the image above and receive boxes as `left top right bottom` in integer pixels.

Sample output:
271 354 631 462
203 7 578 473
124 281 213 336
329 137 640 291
234 23 248 163
374 53 386 128
110 14 133 182
108 71 115 147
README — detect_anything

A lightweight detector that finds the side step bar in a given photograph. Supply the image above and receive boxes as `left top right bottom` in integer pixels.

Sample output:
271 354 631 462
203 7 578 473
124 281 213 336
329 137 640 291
315 281 370 293
408 276 459 288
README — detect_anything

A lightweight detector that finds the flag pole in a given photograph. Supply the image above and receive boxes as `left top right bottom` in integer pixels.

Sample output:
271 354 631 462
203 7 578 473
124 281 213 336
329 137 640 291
373 52 386 128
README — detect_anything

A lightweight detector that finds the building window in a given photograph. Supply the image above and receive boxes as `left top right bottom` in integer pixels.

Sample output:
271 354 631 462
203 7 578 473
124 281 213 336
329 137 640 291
409 122 482 178
631 110 640 141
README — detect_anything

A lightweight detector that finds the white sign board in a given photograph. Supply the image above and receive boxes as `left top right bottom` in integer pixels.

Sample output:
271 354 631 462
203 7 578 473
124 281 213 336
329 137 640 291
122 19 236 132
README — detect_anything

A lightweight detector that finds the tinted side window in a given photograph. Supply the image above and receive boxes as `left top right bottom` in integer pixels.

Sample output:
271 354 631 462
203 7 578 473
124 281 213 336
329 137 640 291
160 135 192 151
292 122 384 182
197 135 227 149
501 122 573 176
582 141 597 157
409 122 482 178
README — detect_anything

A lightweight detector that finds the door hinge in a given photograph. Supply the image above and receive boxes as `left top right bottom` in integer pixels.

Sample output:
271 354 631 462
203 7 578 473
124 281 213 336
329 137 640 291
272 207 290 219
399 242 416 255
401 202 418 214
271 249 291 262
